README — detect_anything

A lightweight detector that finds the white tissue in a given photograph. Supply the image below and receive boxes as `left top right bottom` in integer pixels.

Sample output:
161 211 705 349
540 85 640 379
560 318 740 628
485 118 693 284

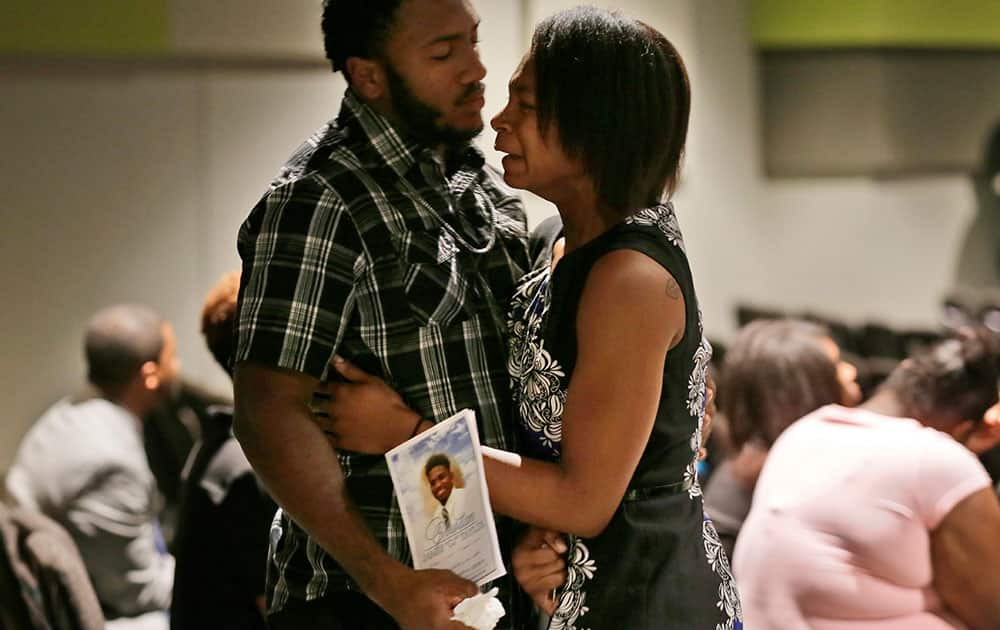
450 587 506 630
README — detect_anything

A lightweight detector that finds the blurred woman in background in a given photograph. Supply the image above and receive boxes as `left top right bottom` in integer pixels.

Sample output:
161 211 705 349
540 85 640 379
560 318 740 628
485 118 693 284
703 319 860 557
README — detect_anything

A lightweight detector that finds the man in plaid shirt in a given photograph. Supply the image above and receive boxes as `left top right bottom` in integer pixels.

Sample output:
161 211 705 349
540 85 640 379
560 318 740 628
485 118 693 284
232 1 529 628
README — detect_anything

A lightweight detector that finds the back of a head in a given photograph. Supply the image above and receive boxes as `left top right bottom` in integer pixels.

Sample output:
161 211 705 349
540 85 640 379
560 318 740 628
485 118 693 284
201 271 241 377
530 7 690 212
885 328 1000 425
84 305 164 396
720 319 843 449
321 0 405 77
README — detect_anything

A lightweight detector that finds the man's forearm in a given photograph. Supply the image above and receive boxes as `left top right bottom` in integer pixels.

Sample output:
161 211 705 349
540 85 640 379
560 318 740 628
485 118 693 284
233 367 410 609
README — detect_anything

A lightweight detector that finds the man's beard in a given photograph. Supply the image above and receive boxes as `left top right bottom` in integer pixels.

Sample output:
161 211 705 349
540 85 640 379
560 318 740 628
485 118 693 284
384 62 483 148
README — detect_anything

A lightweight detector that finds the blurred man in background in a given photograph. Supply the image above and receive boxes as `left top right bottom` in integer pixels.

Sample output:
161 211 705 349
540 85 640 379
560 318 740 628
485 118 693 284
6 304 179 630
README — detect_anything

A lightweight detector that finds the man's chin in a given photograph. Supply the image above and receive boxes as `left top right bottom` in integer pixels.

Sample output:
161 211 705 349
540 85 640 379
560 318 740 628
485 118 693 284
439 121 483 146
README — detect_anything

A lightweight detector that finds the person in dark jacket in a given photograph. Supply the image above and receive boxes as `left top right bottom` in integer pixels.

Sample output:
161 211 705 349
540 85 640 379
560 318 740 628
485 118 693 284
170 271 276 630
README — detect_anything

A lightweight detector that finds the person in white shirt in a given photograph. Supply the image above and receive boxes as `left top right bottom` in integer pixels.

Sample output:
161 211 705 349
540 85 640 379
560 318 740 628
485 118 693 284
6 305 181 630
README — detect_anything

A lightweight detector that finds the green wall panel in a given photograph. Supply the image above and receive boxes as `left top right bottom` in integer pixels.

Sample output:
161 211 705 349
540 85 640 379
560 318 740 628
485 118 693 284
752 0 1000 49
1 0 169 56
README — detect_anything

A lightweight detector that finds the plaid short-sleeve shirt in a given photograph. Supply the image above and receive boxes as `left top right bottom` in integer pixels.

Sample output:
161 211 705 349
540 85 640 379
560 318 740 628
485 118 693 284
235 90 529 613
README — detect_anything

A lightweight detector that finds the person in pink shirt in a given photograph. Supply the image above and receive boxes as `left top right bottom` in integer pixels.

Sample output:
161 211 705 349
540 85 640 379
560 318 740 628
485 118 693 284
704 319 861 558
734 329 1000 629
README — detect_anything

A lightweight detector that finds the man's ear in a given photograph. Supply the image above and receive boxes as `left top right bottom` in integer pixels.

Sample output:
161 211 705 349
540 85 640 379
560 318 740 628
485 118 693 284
140 361 160 391
345 56 387 101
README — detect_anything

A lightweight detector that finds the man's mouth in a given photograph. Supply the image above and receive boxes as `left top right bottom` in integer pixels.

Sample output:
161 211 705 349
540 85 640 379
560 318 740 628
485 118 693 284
462 95 486 110
458 85 486 108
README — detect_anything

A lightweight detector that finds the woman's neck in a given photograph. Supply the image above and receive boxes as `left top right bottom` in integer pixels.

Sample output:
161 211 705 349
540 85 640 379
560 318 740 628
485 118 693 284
859 389 906 418
552 187 621 254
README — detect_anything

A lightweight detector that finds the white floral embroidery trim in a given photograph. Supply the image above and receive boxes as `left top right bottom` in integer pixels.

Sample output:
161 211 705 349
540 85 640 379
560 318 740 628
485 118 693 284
624 203 686 253
703 518 744 630
549 537 596 630
507 269 595 629
507 268 566 457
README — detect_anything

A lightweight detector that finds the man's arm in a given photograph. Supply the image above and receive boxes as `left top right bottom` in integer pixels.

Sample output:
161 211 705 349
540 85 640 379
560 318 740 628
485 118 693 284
234 363 476 628
68 467 174 616
234 363 402 605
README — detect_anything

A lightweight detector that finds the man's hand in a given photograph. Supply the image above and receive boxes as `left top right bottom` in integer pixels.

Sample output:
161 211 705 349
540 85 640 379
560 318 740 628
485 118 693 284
381 568 479 630
313 356 424 454
511 527 567 615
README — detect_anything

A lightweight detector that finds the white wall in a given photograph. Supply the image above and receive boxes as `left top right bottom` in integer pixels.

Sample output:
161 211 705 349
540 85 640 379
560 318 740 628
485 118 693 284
0 67 345 470
685 0 979 333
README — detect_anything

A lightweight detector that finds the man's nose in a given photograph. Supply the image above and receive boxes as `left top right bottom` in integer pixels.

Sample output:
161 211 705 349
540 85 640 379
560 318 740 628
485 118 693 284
462 51 487 85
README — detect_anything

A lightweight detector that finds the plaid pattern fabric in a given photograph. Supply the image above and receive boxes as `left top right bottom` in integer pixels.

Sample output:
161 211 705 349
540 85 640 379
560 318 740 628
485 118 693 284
235 89 529 613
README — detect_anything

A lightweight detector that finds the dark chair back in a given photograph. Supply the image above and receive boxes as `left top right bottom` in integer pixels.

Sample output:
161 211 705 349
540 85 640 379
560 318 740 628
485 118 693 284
0 502 104 630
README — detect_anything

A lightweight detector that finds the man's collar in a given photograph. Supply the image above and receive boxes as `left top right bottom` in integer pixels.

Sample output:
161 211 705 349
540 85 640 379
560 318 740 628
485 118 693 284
445 144 486 176
341 89 422 178
340 89 486 178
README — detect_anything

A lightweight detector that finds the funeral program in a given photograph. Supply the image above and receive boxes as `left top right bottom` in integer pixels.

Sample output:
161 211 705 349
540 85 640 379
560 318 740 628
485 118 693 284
385 409 506 585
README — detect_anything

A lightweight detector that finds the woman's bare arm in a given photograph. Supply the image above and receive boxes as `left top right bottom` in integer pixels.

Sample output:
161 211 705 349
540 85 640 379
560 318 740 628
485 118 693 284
482 249 685 537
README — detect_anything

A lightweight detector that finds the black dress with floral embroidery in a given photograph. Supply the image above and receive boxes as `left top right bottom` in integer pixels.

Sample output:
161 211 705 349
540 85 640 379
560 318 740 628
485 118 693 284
508 205 742 630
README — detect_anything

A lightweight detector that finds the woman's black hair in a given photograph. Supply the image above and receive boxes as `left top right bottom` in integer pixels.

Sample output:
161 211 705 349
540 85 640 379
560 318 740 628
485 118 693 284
530 7 691 213
720 319 843 449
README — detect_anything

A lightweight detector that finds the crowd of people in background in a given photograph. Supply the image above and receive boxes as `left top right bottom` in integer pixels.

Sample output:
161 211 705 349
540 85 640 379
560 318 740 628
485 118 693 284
4 296 997 629
3 1 1000 630
704 321 1000 628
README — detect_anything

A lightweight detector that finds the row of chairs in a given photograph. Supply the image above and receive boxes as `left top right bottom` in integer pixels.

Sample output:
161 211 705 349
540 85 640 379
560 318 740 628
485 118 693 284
726 305 952 400
729 295 999 401
734 305 944 361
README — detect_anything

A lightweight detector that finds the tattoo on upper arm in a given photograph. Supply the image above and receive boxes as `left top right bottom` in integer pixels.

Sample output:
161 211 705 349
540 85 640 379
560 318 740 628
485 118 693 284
665 276 682 300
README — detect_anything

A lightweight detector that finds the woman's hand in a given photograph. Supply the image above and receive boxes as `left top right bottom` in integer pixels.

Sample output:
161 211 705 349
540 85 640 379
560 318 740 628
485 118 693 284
312 356 427 454
511 527 568 615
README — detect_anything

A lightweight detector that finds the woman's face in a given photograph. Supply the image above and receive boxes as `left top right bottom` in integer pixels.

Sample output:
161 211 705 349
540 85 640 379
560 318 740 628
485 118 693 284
820 337 862 406
490 55 585 200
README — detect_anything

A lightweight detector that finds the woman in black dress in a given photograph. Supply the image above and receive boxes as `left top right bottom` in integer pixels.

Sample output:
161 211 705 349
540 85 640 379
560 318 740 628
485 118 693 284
323 7 742 629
